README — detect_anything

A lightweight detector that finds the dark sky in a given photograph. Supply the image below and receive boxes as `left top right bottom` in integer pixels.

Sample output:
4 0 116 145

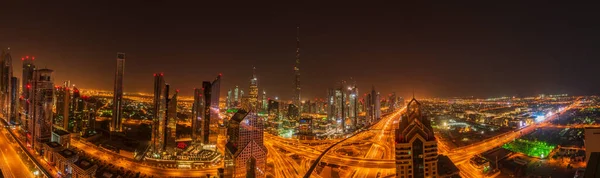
1 2 599 99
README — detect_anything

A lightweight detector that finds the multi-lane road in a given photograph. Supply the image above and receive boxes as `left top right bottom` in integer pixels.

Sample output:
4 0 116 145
0 128 33 178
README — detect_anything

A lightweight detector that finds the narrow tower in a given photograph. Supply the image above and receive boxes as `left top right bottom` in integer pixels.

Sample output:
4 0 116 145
293 27 301 107
112 53 125 132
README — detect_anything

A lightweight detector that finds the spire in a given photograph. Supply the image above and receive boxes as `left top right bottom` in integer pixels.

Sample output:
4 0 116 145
412 88 415 99
293 27 301 106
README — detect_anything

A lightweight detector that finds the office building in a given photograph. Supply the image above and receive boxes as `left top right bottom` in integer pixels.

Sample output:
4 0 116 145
112 53 125 132
395 97 438 178
261 90 268 112
226 89 232 109
0 50 12 121
366 86 381 124
327 88 346 133
166 89 178 152
348 85 359 130
55 84 71 130
9 77 18 124
81 97 97 135
247 67 259 110
30 68 55 153
192 88 204 143
200 74 221 146
70 87 84 133
22 55 35 131
224 110 267 178
152 73 167 156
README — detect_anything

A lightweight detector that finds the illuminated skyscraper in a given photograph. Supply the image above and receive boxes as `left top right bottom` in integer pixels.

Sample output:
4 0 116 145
0 49 12 121
348 85 359 130
224 110 267 178
81 97 97 135
9 77 18 124
30 69 54 153
261 90 268 112
395 97 437 178
151 73 167 155
200 74 221 145
366 86 381 124
293 27 301 107
71 87 84 133
191 88 204 143
22 55 35 131
226 89 232 109
55 84 70 130
166 89 178 152
248 67 259 110
112 53 125 132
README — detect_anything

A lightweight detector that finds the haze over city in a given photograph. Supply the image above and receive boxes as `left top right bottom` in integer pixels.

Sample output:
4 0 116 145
1 2 598 98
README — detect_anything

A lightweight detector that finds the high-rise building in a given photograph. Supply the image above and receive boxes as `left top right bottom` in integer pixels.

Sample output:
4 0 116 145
366 86 381 124
30 69 54 153
200 74 221 145
201 81 212 145
327 87 347 133
293 27 301 107
395 97 437 178
226 89 232 109
71 87 84 133
348 85 359 130
55 84 71 130
248 67 259 110
112 53 125 132
191 88 204 143
234 86 240 108
0 49 12 121
9 77 18 124
21 56 35 131
166 89 178 152
151 73 167 156
224 110 267 178
81 97 97 135
261 90 268 112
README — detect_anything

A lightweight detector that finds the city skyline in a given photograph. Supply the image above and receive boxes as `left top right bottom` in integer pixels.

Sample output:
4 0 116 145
0 2 598 99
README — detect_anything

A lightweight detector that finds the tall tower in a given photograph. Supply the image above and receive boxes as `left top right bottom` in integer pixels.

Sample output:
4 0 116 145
200 74 221 145
0 49 12 120
152 73 167 156
166 89 178 152
55 84 71 130
9 77 18 124
293 27 301 107
22 56 35 131
30 69 54 153
261 90 268 112
191 88 204 143
248 67 259 110
112 53 125 132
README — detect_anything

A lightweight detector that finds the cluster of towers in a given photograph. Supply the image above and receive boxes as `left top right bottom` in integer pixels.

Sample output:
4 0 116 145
226 67 265 112
0 49 97 154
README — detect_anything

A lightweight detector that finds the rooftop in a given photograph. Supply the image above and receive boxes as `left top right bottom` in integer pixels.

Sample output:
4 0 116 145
58 149 77 158
73 158 96 170
53 129 70 136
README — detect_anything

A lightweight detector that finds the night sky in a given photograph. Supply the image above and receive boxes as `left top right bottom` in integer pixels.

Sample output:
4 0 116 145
1 2 598 99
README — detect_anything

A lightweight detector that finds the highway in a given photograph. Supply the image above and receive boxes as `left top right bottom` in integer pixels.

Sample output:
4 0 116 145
0 128 34 178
